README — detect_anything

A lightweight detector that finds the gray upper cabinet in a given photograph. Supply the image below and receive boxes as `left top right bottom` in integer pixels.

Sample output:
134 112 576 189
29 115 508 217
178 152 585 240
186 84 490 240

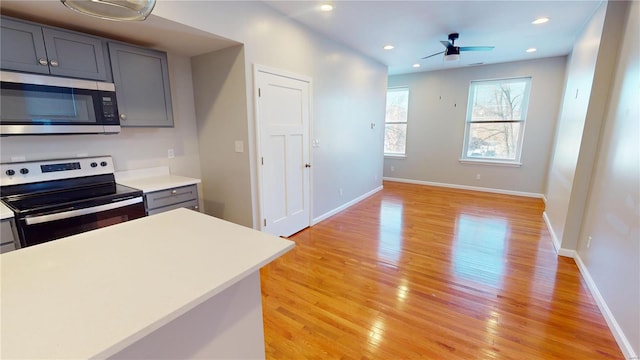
1 18 49 74
1 17 108 81
108 43 174 127
41 28 108 81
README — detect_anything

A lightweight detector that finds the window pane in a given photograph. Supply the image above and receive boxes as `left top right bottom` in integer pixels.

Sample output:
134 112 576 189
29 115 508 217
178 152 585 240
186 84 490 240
385 89 409 123
384 123 407 155
466 122 521 160
470 80 528 122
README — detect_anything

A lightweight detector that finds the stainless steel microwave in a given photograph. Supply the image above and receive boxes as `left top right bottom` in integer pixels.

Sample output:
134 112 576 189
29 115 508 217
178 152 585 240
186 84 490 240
0 71 120 136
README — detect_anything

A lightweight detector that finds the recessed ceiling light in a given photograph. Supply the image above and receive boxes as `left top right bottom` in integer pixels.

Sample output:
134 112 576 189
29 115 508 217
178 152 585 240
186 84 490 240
526 48 537 53
532 17 550 25
320 4 334 12
412 63 420 68
383 45 395 50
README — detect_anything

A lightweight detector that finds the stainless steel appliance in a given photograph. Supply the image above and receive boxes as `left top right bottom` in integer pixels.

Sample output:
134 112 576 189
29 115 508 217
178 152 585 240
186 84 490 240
0 71 120 136
0 156 145 248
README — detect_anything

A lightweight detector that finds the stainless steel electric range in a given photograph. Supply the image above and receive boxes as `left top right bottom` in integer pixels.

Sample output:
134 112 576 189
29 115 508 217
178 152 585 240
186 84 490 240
0 156 146 249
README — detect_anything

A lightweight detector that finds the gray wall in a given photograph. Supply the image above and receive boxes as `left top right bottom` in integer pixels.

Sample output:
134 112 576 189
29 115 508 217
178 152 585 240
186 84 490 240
384 57 566 195
575 1 639 356
191 46 253 227
0 54 203 179
153 1 388 226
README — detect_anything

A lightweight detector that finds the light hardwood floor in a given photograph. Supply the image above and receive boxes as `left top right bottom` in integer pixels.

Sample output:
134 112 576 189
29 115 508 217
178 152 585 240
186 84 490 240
260 181 623 359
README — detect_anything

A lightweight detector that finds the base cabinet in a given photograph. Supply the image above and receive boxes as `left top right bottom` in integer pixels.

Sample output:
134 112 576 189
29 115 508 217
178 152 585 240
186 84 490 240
145 185 199 216
1 219 19 253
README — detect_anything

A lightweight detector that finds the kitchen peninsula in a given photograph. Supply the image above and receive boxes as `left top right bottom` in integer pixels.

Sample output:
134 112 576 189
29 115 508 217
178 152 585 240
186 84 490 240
0 208 294 359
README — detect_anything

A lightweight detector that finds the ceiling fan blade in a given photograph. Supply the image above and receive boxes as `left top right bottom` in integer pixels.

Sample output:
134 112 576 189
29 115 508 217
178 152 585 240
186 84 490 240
459 46 495 52
440 40 451 48
422 50 445 59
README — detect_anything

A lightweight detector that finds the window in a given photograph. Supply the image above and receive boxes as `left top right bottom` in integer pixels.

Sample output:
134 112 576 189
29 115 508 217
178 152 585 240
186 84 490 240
462 77 531 164
384 88 409 156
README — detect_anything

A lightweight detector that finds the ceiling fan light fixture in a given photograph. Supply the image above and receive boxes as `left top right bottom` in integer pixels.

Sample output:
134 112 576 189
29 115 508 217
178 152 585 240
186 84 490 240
444 46 460 61
60 0 156 21
444 54 460 61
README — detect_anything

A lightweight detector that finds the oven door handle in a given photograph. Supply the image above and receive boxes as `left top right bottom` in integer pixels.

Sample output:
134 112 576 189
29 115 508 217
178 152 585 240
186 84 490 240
24 197 143 225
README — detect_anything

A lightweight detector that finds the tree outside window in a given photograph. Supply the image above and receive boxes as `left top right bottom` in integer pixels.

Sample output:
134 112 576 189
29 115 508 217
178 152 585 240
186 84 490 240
384 88 409 156
463 78 531 163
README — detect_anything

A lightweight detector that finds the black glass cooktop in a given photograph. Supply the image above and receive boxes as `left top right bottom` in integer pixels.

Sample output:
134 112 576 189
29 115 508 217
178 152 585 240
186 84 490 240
1 174 142 216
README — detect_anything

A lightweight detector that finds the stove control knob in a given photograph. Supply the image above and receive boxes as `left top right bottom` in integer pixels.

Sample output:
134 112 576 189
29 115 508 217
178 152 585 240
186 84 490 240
5 169 15 176
90 162 98 168
20 168 29 175
100 161 108 167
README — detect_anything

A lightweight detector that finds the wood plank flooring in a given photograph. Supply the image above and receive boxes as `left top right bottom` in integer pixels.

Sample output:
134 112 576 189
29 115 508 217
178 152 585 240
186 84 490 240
260 181 623 359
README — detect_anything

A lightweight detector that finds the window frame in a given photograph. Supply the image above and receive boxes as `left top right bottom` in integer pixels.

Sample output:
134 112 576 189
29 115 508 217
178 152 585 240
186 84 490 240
384 87 410 157
461 77 532 165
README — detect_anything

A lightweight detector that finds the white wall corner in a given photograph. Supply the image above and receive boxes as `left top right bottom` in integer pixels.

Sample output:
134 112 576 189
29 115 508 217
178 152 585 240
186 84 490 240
574 254 638 359
312 185 383 225
542 211 576 258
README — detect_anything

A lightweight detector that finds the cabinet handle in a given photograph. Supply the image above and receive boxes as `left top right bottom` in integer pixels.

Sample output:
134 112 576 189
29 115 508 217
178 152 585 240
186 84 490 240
171 190 177 195
38 58 48 66
49 59 59 67
120 114 127 121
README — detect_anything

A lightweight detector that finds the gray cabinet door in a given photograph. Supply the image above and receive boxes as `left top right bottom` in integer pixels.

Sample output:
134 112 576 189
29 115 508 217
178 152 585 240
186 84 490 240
0 18 49 74
108 43 174 127
1 219 18 253
42 28 108 81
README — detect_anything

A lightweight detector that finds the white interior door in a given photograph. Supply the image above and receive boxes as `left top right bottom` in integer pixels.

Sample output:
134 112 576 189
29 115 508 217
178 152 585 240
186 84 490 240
256 68 311 237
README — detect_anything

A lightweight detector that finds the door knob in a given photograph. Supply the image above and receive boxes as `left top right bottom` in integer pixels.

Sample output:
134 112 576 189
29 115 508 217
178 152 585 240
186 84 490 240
305 163 311 168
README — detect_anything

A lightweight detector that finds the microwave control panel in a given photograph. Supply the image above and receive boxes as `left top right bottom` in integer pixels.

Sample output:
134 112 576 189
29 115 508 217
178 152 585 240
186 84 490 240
100 94 119 124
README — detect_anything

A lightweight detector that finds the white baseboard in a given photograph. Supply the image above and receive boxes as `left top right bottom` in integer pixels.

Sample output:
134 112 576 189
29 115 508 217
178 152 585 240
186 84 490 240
574 254 638 359
312 185 383 225
542 211 576 258
382 177 544 198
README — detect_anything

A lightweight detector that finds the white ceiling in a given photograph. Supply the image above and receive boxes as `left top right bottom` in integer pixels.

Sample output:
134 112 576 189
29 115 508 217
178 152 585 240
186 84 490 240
262 0 603 74
1 1 602 75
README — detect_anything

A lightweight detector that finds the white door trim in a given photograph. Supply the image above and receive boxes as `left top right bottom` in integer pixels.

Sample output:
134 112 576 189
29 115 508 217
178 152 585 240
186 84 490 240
253 64 313 233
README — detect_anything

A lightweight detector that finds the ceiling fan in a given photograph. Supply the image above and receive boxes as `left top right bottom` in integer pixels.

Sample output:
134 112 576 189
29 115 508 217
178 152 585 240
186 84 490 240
422 33 494 61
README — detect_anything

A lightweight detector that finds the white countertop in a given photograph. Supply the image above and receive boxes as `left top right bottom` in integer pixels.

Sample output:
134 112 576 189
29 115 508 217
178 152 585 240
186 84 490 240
0 201 13 220
115 166 200 193
0 208 294 359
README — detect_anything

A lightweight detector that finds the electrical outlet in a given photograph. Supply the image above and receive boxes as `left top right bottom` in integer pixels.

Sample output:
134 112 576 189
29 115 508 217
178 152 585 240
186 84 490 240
390 166 395 172
476 173 481 180
587 236 592 248
167 149 175 159
339 188 343 196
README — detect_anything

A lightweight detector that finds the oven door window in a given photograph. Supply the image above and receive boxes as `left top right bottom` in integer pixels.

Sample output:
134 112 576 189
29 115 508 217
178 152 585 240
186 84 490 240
0 83 97 124
18 203 146 248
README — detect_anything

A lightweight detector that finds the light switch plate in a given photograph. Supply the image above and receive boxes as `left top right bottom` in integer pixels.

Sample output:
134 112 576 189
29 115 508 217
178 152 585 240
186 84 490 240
234 140 244 153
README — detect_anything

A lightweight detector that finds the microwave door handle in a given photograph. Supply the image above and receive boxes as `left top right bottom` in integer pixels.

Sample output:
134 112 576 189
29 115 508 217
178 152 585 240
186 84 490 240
24 197 143 225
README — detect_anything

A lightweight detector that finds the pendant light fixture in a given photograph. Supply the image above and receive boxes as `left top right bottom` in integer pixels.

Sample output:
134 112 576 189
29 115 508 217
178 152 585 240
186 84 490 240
60 0 156 21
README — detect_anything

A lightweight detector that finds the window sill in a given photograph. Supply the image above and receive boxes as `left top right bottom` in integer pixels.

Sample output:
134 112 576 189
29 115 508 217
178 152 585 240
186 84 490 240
459 159 522 167
384 154 407 160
